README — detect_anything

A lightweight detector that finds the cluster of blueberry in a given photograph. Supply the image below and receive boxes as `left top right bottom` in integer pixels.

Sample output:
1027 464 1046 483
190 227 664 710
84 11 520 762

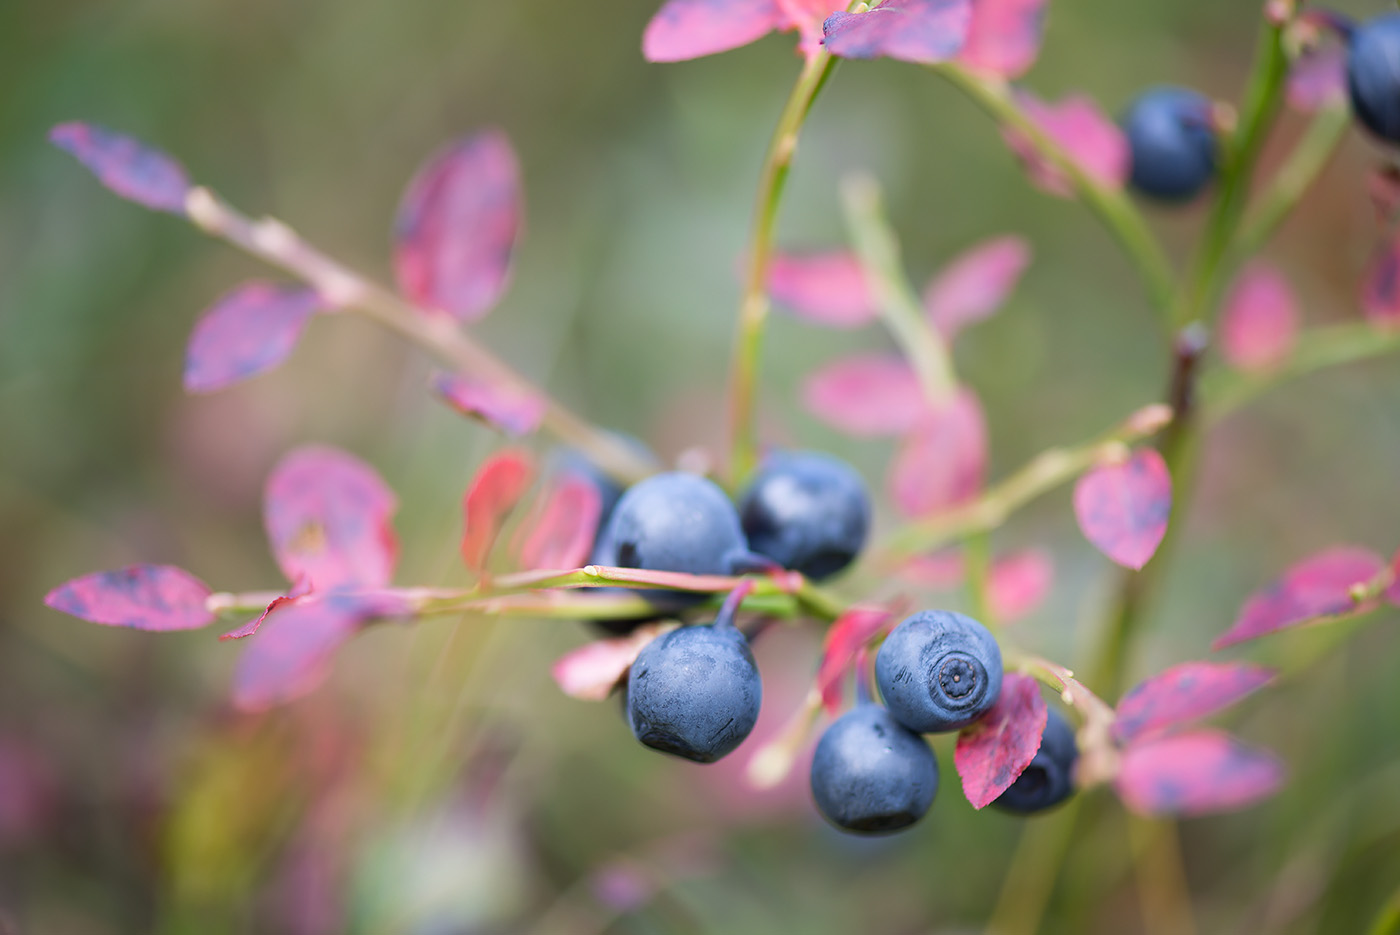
566 451 1077 834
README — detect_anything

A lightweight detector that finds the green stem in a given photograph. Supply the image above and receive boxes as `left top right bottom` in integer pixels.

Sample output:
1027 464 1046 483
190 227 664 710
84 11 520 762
930 63 1176 319
1234 104 1350 259
964 531 995 625
727 50 841 486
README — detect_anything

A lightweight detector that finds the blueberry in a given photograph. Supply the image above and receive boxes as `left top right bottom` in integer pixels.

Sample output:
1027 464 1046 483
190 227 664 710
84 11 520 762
625 609 762 763
551 434 656 535
1121 86 1218 202
992 708 1078 814
809 703 939 834
739 451 871 581
1349 14 1400 143
875 610 1003 733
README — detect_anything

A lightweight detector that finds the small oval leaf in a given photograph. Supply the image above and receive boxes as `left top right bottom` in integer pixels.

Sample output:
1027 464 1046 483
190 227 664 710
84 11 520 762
551 624 673 701
49 122 190 214
1213 546 1386 649
823 0 973 65
1219 262 1299 372
1073 448 1171 570
514 474 604 571
815 604 899 715
954 672 1048 809
45 564 212 631
923 235 1031 340
767 250 876 328
1115 730 1284 817
1003 93 1130 197
231 595 372 712
887 387 988 518
956 0 1048 79
801 353 929 437
433 372 547 438
988 549 1053 623
1113 661 1274 744
461 449 537 573
184 282 324 393
642 0 784 62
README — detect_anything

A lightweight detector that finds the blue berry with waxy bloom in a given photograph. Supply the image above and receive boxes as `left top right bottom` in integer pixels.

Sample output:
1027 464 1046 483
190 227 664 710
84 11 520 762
809 702 939 834
739 450 871 581
875 610 1003 733
1348 13 1400 143
625 587 762 763
993 708 1079 814
1121 86 1218 202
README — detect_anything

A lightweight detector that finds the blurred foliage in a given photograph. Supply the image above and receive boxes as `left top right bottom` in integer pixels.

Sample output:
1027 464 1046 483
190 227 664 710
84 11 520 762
3 0 1400 933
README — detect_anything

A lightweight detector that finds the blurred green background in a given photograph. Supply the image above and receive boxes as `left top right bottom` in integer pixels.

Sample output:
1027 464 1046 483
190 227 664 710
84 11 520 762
4 0 1400 932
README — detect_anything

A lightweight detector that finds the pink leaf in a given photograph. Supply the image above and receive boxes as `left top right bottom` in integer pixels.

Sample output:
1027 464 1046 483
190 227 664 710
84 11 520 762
823 0 973 64
44 564 212 631
1073 449 1171 570
1115 730 1284 817
954 672 1048 809
814 604 898 715
433 372 547 437
183 282 324 393
956 0 1048 79
393 131 521 322
1286 42 1347 113
220 577 313 641
551 625 672 701
515 474 604 571
887 388 988 517
767 251 876 328
895 549 967 588
801 353 929 437
923 236 1031 339
49 122 190 214
264 446 399 592
778 0 844 57
461 449 536 573
1387 548 1400 607
1219 263 1300 372
642 0 784 61
1113 662 1275 744
988 549 1052 622
1004 93 1130 198
1214 546 1386 649
1361 234 1400 328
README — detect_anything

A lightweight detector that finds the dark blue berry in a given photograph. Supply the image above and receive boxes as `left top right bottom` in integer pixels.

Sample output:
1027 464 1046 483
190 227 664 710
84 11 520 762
739 451 871 581
992 708 1078 814
625 612 762 763
1349 14 1400 143
551 435 657 535
1121 86 1218 202
875 610 1003 733
809 703 938 834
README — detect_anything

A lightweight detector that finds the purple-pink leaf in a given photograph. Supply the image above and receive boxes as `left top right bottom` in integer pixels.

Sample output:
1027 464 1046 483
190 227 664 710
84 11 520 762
515 474 604 571
896 549 967 589
1073 449 1171 570
956 0 1048 78
1387 549 1400 607
461 449 536 574
551 624 672 701
183 282 324 394
220 577 312 642
887 388 988 517
954 673 1048 809
1361 234 1400 327
433 372 547 438
264 446 399 592
49 122 190 214
44 564 212 631
393 131 521 322
822 0 973 65
1115 730 1284 817
1004 93 1130 197
767 250 876 328
815 604 899 715
1219 263 1299 372
923 236 1031 339
1286 42 1347 112
1113 662 1275 744
1213 547 1386 649
643 0 784 61
801 354 929 437
988 549 1052 623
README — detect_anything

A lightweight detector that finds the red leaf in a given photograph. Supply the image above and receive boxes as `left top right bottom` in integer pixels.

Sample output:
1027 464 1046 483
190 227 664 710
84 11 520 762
49 122 190 214
1113 662 1274 744
1286 42 1347 112
1004 93 1130 198
954 673 1048 809
1073 448 1171 570
515 474 605 571
44 564 212 631
433 372 547 437
988 549 1052 623
767 250 876 328
1361 234 1400 328
815 604 898 715
183 282 324 393
219 577 313 641
823 0 973 64
887 387 988 518
551 625 672 701
393 131 521 322
923 236 1031 340
643 0 784 61
956 0 1047 79
801 353 929 437
264 446 399 592
1219 263 1299 372
461 449 536 573
1214 547 1386 649
1115 730 1284 817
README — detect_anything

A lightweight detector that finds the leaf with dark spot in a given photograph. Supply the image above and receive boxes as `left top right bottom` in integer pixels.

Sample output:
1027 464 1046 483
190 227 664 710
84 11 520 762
1115 730 1284 817
823 0 973 64
1113 661 1274 744
1213 547 1386 649
184 282 324 393
1073 449 1171 569
45 564 212 631
433 372 547 437
49 122 190 214
954 673 1047 808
